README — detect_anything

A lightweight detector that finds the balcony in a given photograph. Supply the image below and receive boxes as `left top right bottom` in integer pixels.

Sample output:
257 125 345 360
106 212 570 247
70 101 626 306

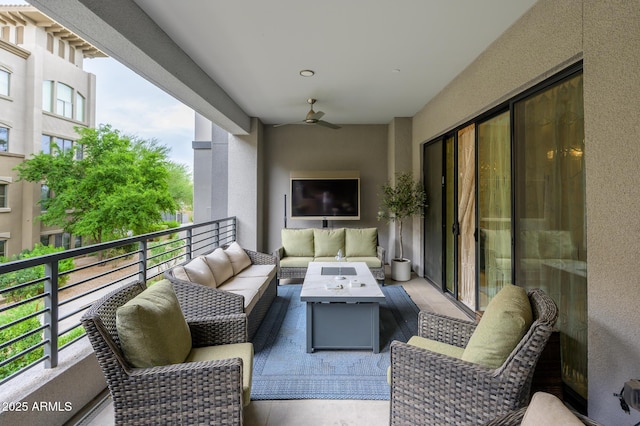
0 218 237 425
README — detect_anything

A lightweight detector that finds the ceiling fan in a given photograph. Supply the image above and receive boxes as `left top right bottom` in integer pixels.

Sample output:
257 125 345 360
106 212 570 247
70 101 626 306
274 98 341 129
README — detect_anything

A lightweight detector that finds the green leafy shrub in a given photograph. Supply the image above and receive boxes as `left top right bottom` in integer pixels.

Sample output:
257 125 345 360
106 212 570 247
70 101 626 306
0 301 43 380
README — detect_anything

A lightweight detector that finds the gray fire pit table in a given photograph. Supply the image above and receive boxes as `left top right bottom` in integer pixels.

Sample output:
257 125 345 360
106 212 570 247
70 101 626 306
300 261 386 353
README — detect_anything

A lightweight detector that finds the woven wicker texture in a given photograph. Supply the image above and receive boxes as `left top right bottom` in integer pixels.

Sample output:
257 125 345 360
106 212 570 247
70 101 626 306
165 247 278 339
81 281 250 425
390 288 559 425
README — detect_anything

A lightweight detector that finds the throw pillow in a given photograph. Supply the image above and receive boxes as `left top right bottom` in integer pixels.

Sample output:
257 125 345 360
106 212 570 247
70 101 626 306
313 228 345 257
204 248 234 285
182 256 217 287
521 392 584 426
281 228 315 257
116 280 192 368
344 228 377 257
224 242 252 275
461 284 533 368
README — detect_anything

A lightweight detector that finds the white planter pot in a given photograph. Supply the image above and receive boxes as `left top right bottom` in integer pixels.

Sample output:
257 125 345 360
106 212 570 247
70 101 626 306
391 258 412 282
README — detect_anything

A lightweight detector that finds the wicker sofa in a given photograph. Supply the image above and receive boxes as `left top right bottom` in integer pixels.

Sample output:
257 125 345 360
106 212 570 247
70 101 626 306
275 227 385 281
164 242 277 339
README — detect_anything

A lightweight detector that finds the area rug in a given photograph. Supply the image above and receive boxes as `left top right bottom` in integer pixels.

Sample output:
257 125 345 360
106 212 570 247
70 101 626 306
250 284 419 400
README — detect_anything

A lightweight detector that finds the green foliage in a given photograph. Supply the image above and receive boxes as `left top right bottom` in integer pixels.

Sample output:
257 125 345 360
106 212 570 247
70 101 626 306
378 172 427 260
166 162 193 210
148 238 186 269
15 124 178 244
0 244 74 302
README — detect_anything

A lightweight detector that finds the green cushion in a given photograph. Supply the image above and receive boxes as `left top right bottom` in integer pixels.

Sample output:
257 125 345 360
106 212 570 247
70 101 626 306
313 228 345 257
186 342 254 407
346 256 382 268
281 228 314 257
344 228 377 257
116 280 192 368
461 284 533 368
387 336 464 384
279 256 315 268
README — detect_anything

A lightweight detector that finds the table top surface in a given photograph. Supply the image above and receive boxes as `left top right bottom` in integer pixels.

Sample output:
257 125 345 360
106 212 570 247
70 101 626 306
300 262 385 302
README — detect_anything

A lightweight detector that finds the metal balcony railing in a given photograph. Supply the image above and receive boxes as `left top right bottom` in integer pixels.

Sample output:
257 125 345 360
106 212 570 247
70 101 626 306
0 217 237 385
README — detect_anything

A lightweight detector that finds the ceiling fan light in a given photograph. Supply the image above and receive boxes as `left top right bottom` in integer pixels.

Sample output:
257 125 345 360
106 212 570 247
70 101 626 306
299 69 315 77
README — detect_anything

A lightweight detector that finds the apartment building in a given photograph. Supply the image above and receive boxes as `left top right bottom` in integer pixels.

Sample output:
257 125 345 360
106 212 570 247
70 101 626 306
0 6 103 258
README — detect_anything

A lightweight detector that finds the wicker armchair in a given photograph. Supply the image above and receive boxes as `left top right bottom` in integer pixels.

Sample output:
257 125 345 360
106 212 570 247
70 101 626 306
81 281 250 425
390 288 558 425
483 405 602 426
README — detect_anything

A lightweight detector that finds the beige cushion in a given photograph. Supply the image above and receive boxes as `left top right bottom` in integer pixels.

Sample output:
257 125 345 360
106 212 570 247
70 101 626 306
313 228 345 257
461 284 533 368
171 265 191 282
226 288 260 313
204 248 234 286
219 276 271 298
281 228 315 257
236 264 276 281
345 228 377 257
182 256 216 287
185 342 254 407
387 336 464 384
224 242 252 275
116 280 192 368
521 392 583 426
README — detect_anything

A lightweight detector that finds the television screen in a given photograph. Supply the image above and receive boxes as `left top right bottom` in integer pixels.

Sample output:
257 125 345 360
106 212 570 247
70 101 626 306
290 178 360 220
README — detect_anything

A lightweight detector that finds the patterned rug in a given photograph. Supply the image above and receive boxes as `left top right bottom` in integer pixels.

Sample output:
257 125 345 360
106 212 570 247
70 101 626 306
250 284 419 400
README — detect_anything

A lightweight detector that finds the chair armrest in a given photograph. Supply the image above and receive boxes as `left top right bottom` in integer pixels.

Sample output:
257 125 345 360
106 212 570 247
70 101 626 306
243 248 276 265
377 246 386 264
418 311 476 348
275 246 284 260
188 313 248 346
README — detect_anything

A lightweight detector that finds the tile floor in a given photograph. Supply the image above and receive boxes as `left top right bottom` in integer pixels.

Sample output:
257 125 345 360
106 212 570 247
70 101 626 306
71 270 470 426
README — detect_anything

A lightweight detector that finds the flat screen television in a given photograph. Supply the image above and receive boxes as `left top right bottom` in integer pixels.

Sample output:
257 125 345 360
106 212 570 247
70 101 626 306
290 174 360 221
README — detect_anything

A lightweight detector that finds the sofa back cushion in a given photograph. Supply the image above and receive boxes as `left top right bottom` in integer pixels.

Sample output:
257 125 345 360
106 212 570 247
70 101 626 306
345 228 377 257
281 228 315 257
116 280 192 368
204 248 234 285
224 242 252 274
313 228 345 257
461 284 533 368
182 256 217 287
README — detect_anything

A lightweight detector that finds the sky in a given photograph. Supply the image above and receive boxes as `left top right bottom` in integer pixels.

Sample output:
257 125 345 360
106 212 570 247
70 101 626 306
83 57 195 172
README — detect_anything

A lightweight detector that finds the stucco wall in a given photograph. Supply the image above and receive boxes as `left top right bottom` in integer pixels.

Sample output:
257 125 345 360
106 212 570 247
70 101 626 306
410 0 640 423
263 124 388 257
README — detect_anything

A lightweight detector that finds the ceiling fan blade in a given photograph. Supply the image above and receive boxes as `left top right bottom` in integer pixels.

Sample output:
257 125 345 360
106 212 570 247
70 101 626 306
317 120 341 129
310 111 325 120
273 121 302 128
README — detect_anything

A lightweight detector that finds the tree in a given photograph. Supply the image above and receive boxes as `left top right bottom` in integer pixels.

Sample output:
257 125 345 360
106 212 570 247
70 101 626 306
16 125 178 244
166 161 193 211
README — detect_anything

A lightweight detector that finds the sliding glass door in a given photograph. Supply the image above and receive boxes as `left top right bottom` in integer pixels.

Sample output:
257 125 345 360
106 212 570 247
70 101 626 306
423 140 443 287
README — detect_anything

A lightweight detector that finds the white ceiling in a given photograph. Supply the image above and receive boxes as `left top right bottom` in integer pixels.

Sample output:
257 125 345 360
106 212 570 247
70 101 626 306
131 0 537 126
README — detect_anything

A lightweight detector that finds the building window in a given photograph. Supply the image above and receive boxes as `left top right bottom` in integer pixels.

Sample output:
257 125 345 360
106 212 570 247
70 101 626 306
56 83 73 118
0 240 5 258
75 92 85 122
42 80 53 112
0 183 6 208
42 135 74 155
46 33 54 53
0 126 7 152
40 184 51 212
74 235 82 248
58 40 65 59
40 235 50 246
0 69 9 97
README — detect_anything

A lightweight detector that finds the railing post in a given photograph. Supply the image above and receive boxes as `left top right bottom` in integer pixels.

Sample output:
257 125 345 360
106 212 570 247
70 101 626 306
213 221 220 248
232 217 237 242
44 261 58 369
186 228 192 260
138 240 148 283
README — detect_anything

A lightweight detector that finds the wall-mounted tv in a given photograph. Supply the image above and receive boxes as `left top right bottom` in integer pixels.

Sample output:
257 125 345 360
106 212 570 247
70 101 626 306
290 171 360 221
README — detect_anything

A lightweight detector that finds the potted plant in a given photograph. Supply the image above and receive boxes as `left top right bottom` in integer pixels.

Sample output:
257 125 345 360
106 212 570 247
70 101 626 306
378 172 427 281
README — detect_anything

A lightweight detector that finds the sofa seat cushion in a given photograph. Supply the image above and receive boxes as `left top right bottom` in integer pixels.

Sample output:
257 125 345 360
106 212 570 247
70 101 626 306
346 256 382 268
282 228 315 257
313 256 341 263
521 392 584 426
313 228 345 257
345 228 378 257
224 242 252 275
185 342 254 407
204 248 234 285
116 280 192 368
219 276 271 298
182 256 217 287
280 256 315 268
235 264 276 281
461 284 533 368
220 287 260 313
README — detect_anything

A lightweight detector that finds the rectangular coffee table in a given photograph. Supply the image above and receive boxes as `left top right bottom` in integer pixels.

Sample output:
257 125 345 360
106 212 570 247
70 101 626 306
300 261 385 353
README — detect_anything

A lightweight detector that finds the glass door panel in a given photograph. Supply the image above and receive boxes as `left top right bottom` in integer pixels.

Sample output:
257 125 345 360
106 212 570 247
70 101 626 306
514 72 586 399
478 111 511 310
445 136 455 293
423 140 443 286
457 124 475 309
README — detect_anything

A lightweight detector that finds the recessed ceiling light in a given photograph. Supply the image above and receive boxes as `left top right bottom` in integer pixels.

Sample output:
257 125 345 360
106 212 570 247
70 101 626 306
300 69 315 77
392 68 401 73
